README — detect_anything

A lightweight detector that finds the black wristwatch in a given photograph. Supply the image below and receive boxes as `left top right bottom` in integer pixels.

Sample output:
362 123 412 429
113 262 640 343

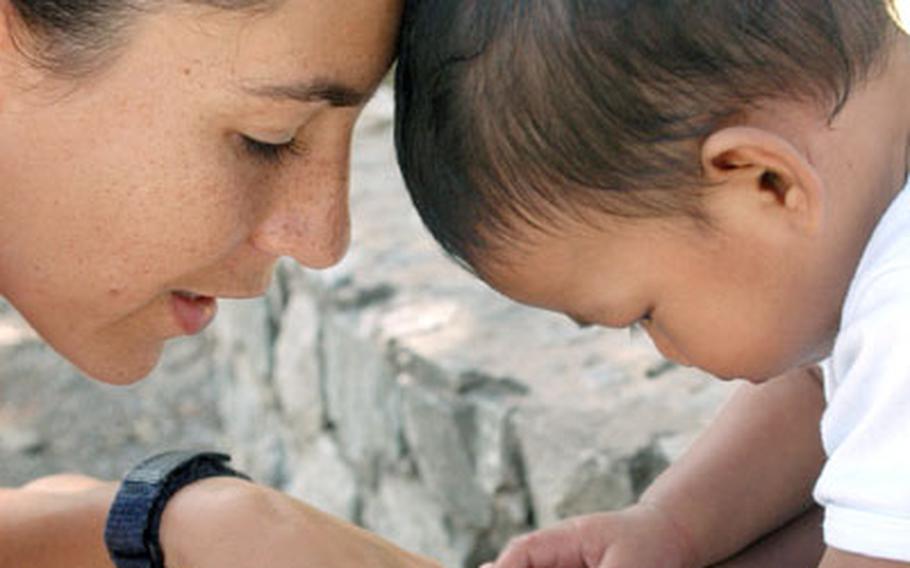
104 451 251 568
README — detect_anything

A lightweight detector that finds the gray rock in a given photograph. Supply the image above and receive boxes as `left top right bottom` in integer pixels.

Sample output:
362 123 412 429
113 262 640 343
0 427 45 455
286 434 359 521
211 297 287 485
321 312 403 479
273 293 324 443
514 406 638 527
400 378 492 527
472 397 523 496
363 474 477 568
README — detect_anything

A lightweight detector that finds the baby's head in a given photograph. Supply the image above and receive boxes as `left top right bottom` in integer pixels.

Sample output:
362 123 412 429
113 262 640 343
396 0 909 382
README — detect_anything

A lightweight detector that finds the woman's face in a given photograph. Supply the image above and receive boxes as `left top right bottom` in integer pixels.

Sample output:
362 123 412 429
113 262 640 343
0 0 401 383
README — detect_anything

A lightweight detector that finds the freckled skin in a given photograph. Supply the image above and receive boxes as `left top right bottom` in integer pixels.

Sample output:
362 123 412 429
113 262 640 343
0 0 402 384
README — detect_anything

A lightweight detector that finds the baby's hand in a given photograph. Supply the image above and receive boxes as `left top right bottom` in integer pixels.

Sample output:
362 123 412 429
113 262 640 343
482 504 697 568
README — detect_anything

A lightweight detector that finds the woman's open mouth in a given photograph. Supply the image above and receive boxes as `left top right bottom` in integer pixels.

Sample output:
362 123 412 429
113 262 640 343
170 291 217 335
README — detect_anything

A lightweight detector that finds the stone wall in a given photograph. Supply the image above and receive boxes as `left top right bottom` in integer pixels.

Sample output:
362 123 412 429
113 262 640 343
208 88 734 567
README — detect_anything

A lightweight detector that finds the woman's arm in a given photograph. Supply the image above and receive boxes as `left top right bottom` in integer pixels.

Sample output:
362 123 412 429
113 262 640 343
640 366 827 567
0 479 117 568
0 475 442 568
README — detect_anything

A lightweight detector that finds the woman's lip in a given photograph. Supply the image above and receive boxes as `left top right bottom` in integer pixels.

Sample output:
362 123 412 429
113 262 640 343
170 292 218 335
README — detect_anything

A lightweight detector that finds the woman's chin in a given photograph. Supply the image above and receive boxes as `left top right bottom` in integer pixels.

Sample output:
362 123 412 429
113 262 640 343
62 340 165 386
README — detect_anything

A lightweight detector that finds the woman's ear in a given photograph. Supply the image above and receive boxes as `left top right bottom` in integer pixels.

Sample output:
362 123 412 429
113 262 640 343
700 126 826 235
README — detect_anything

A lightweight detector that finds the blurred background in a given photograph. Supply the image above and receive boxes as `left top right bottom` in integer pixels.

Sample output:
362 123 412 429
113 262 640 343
0 85 733 568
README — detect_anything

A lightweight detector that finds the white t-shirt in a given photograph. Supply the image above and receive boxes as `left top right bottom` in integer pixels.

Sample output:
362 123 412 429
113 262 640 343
815 182 910 561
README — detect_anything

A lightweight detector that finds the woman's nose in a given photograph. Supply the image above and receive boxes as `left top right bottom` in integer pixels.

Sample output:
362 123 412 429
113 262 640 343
251 162 352 269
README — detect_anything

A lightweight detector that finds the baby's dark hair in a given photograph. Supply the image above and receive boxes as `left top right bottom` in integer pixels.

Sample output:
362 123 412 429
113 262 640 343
395 0 899 269
8 0 271 77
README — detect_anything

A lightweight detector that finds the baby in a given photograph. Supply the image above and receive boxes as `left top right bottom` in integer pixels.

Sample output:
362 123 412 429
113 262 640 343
395 1 910 567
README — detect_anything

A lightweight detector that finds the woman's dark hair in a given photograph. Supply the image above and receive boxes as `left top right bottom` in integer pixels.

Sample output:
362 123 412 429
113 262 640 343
395 0 899 269
8 0 271 76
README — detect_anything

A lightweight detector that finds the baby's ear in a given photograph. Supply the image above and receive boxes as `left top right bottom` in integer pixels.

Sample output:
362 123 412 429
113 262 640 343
700 126 825 235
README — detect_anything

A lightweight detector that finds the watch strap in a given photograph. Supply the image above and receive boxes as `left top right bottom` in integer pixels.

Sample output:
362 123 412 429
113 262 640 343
104 451 250 568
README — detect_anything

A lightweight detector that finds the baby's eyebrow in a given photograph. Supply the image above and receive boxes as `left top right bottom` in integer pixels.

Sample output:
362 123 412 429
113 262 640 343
242 79 370 108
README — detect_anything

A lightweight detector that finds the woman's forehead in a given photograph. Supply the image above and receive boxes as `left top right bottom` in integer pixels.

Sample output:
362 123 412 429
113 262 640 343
224 0 401 81
132 0 401 92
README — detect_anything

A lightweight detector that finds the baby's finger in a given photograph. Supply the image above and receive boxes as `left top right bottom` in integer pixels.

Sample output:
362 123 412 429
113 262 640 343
490 525 587 568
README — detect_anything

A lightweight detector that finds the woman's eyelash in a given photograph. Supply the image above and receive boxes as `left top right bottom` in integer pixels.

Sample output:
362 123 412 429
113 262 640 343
241 135 302 164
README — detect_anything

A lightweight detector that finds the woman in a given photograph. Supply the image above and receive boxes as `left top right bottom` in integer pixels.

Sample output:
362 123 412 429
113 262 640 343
0 0 439 566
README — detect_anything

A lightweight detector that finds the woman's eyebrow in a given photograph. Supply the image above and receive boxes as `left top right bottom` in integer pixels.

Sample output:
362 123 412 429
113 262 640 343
242 79 370 108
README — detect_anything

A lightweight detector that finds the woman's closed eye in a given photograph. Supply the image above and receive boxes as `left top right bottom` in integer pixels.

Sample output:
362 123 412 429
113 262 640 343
240 134 303 165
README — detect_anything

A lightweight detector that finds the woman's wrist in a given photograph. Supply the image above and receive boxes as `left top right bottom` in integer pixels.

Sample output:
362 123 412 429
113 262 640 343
104 451 251 567
158 476 262 567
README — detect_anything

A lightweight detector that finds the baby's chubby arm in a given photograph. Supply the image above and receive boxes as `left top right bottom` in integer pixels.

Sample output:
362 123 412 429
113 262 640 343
641 366 826 566
484 367 826 568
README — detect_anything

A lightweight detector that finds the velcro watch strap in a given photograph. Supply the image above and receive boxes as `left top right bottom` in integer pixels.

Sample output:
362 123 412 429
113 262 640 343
104 451 251 568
